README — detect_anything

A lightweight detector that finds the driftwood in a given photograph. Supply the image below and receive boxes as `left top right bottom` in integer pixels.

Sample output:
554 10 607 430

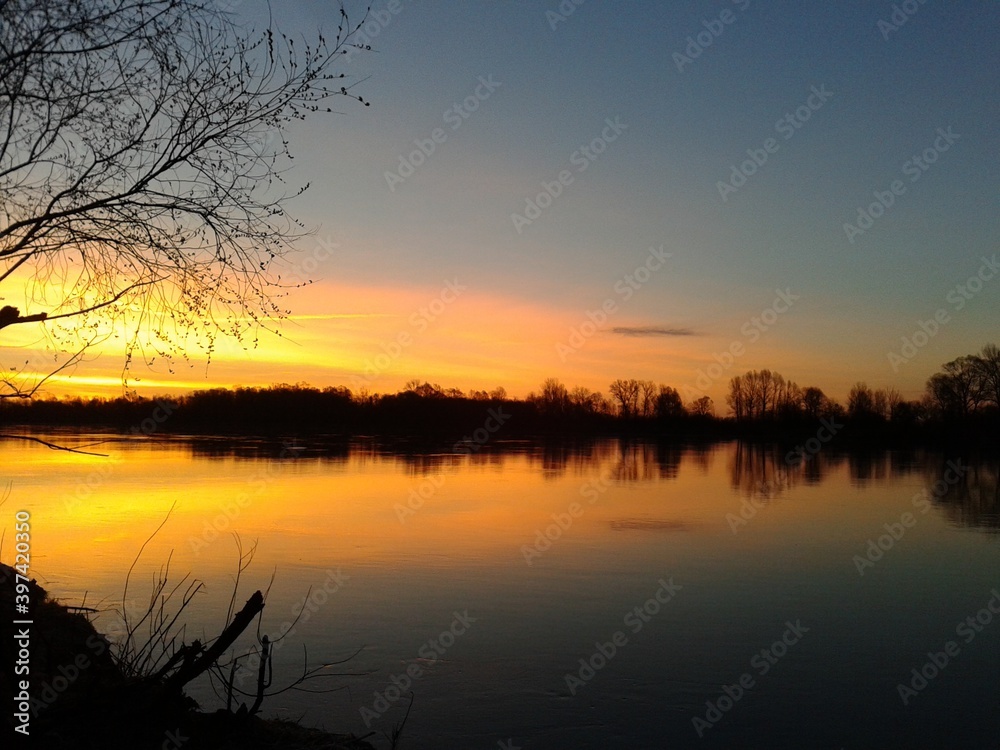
163 590 265 692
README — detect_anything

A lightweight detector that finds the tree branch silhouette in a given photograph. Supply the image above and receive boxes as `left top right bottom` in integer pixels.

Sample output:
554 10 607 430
0 0 370 393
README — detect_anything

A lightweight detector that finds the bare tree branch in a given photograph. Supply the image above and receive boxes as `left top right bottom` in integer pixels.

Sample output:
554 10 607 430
0 0 370 391
0 434 109 455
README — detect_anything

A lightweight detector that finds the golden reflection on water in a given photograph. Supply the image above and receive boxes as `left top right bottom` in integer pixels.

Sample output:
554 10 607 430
0 441 976 585
8 436 994 610
6 435 1000 748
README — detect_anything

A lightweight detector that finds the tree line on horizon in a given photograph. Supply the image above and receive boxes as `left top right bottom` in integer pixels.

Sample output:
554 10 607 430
725 343 999 424
2 345 997 438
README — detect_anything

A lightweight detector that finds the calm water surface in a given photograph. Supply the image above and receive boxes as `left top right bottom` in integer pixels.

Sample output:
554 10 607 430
10 434 1000 749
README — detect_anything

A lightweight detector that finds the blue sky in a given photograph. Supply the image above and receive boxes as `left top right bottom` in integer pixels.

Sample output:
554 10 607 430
41 0 999 402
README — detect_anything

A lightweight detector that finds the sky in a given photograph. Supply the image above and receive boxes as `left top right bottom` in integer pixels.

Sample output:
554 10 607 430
10 0 1000 405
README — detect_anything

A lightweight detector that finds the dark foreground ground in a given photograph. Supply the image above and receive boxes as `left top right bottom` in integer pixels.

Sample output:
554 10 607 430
1 563 374 749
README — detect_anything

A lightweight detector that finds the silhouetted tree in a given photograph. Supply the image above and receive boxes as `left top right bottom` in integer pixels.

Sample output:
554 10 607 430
569 386 603 414
689 395 714 417
890 399 925 427
538 378 570 415
801 387 827 419
405 381 445 398
655 385 684 419
609 378 641 418
727 369 787 420
974 344 1000 409
879 387 903 421
727 374 749 421
927 356 986 418
323 386 352 400
848 382 876 419
591 392 613 416
639 380 658 418
775 378 802 419
0 0 369 396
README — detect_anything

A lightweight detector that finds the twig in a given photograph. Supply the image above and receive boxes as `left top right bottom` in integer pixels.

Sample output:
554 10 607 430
120 501 178 670
386 693 414 750
249 634 271 715
164 590 265 691
0 434 109 456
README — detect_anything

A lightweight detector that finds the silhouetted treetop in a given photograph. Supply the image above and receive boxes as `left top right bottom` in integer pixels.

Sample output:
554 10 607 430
0 0 369 394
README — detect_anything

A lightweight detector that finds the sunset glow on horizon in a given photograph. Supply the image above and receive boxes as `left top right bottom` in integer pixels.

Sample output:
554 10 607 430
3 1 997 411
7 267 993 407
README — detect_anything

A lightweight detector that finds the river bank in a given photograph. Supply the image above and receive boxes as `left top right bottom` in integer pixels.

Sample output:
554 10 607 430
1 563 374 749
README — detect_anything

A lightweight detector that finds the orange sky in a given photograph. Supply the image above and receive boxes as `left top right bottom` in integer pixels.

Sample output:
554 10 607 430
0 272 946 408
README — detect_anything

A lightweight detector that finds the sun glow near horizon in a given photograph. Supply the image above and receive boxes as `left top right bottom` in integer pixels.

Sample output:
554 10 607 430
2 271 943 406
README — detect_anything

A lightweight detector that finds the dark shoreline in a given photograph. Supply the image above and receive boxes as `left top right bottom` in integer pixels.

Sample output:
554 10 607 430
1 563 376 749
3 417 997 454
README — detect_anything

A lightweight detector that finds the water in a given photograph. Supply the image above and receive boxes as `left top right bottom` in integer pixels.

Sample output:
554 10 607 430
8 434 999 748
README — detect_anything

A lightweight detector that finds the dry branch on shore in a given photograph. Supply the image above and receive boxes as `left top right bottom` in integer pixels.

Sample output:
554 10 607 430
0 563 373 749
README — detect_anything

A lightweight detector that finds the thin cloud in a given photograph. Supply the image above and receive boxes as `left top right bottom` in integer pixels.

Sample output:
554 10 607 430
612 326 696 337
287 313 397 320
610 518 691 531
